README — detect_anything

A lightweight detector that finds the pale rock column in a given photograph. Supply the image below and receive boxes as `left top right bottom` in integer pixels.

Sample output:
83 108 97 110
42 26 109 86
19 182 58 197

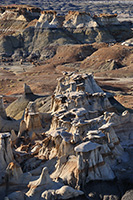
0 132 14 171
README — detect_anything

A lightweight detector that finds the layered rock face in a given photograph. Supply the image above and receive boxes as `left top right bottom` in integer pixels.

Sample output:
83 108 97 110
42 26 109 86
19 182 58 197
63 11 98 28
35 11 120 29
0 6 132 59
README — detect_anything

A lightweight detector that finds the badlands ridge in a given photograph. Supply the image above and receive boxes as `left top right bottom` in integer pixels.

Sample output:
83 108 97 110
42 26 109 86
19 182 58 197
0 4 132 59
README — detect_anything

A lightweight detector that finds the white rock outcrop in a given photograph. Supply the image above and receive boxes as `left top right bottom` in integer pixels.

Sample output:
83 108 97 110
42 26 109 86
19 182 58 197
35 10 61 29
35 10 100 29
63 11 98 28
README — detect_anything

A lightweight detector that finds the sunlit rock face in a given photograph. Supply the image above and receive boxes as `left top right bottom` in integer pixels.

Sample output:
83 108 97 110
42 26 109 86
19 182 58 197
35 10 98 29
35 10 62 28
38 10 57 23
63 11 98 28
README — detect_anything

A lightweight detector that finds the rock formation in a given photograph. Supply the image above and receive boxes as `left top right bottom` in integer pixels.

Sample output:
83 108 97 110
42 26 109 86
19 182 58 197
0 133 14 172
42 185 84 200
0 96 19 132
6 83 45 120
0 5 41 21
23 101 43 133
35 10 62 29
0 5 132 59
80 44 133 73
0 72 133 200
63 11 98 28
42 72 124 188
35 10 99 29
94 13 120 26
26 166 83 199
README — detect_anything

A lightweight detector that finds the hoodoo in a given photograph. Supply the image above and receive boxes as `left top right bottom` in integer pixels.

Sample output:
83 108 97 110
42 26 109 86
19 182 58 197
0 73 133 199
